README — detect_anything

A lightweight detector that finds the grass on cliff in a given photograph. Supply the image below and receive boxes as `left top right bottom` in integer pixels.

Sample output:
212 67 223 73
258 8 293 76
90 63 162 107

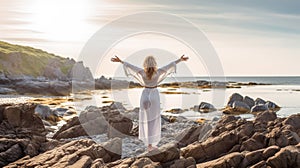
0 41 73 76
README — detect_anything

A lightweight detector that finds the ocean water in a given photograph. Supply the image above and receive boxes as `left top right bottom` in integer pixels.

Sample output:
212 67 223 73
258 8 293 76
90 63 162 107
116 76 300 85
68 76 300 121
1 77 300 121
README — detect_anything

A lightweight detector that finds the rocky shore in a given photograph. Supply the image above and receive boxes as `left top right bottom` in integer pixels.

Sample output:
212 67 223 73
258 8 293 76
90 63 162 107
0 100 299 168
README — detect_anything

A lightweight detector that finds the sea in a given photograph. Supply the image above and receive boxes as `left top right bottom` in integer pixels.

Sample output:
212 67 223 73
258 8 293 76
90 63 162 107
68 76 300 121
1 76 300 121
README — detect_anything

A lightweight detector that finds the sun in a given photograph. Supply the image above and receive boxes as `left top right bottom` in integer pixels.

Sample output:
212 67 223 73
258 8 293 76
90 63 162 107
27 0 92 42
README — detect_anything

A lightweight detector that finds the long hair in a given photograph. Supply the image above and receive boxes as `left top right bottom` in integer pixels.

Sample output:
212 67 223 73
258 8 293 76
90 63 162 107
143 56 157 80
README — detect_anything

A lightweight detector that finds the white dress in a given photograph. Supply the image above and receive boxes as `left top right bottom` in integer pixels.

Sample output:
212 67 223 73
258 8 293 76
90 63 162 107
123 61 177 146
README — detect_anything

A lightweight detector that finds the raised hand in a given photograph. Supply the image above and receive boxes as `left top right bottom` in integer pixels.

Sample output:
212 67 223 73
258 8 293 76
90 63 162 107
111 55 123 63
180 55 189 61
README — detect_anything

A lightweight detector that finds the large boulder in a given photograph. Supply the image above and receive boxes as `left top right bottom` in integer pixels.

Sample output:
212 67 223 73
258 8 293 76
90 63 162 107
227 93 243 107
198 102 217 113
0 103 46 167
53 103 133 139
232 101 251 113
243 96 255 108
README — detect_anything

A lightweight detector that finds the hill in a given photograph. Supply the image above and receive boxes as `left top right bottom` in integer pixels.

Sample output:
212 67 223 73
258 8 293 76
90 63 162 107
0 41 92 80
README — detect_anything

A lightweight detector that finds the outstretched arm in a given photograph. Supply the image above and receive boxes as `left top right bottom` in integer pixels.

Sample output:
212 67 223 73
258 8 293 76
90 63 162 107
111 55 124 63
175 54 189 64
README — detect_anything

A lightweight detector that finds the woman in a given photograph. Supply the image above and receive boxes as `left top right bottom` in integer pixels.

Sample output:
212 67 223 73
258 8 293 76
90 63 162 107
111 55 188 151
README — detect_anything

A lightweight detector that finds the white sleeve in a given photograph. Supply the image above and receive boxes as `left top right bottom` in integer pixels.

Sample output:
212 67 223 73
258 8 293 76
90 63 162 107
123 61 145 86
157 61 177 84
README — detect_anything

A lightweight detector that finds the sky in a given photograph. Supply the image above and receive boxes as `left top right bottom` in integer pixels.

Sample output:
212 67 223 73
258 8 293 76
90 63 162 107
0 0 300 77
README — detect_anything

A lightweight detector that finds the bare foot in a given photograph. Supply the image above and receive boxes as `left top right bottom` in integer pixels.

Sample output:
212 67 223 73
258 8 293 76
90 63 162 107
147 145 158 152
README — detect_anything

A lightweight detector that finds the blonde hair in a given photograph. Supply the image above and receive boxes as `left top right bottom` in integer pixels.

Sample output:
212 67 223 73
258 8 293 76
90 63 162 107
143 56 157 80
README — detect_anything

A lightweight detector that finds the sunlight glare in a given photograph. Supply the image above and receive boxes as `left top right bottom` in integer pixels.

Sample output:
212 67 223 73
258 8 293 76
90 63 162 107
28 0 92 42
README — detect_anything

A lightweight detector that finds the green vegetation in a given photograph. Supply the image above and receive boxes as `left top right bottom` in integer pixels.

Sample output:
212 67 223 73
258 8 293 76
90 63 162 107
0 41 74 77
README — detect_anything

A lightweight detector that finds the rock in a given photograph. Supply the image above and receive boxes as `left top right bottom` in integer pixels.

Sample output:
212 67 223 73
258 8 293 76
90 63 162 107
265 101 280 110
254 111 277 124
0 87 16 94
283 113 300 130
266 145 300 168
14 80 71 96
181 131 239 163
161 115 177 123
139 142 180 163
0 103 46 167
110 102 126 111
53 103 133 139
101 137 122 161
69 61 94 81
196 152 244 168
241 132 267 151
240 149 264 167
176 123 213 148
170 157 196 168
255 98 266 105
165 108 185 114
198 102 217 113
262 145 280 159
105 157 136 167
107 114 133 138
232 101 251 113
227 93 243 107
131 157 162 168
243 96 255 108
35 104 61 125
251 105 269 113
52 116 88 139
6 138 121 167
250 160 267 168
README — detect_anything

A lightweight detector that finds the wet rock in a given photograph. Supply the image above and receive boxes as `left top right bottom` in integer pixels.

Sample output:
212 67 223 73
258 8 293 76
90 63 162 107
251 105 269 113
255 98 266 105
198 102 217 113
35 104 61 125
243 96 255 108
165 108 185 114
265 101 280 110
232 101 251 113
0 87 16 94
227 93 243 107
